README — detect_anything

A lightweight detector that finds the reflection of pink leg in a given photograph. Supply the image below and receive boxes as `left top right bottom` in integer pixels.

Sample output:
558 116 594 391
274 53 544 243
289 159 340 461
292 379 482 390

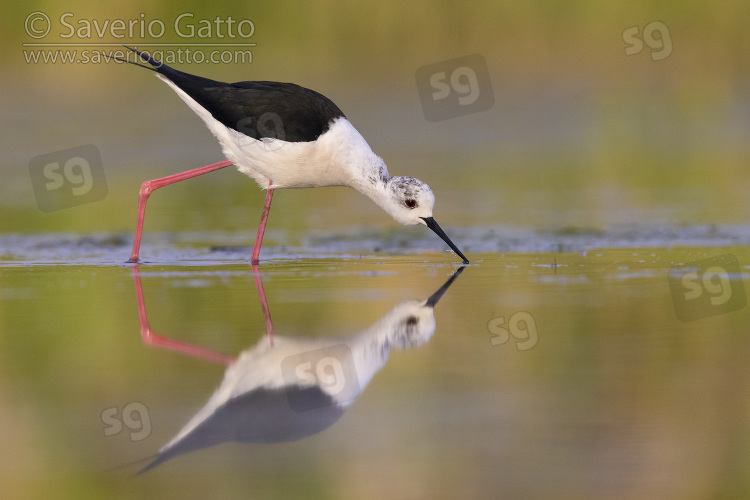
128 160 233 263
251 262 275 346
131 266 234 366
251 182 274 265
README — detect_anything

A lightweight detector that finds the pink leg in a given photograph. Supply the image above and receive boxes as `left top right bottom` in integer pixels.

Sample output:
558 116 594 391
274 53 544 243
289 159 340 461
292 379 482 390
131 265 235 366
251 262 275 345
251 182 274 264
128 159 234 263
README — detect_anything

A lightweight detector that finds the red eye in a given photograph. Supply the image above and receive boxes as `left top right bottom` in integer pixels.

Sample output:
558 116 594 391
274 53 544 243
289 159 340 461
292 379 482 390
405 199 417 208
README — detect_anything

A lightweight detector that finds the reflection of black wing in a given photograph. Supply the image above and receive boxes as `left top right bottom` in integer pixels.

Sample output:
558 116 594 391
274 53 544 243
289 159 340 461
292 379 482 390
128 48 345 142
139 386 344 473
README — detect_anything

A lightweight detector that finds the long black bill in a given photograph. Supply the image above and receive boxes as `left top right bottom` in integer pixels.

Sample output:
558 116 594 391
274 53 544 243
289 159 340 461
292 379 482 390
421 217 469 264
425 266 466 308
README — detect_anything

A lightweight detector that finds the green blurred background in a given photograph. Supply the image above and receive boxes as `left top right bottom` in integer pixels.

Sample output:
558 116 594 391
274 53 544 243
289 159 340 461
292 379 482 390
3 3 750 498
2 1 750 237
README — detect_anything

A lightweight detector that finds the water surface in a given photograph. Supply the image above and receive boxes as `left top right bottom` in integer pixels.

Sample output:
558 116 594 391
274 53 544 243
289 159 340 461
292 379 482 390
1 234 749 498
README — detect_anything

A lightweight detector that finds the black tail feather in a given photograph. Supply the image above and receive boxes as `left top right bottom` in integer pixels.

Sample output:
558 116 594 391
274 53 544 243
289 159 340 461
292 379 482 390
111 45 227 91
102 45 158 72
122 46 163 69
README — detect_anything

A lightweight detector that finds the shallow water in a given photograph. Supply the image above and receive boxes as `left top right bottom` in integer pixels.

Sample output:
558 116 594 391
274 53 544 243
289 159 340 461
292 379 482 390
6 1 750 496
1 234 749 498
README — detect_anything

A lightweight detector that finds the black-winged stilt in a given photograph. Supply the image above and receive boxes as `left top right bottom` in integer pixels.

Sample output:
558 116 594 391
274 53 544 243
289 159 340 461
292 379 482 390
117 47 469 264
131 266 464 472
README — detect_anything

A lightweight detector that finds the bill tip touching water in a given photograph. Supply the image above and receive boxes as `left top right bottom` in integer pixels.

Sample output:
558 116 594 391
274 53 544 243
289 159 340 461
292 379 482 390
113 46 469 265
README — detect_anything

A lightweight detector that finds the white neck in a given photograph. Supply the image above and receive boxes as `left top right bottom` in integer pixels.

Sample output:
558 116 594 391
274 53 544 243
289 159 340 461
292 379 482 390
320 119 392 197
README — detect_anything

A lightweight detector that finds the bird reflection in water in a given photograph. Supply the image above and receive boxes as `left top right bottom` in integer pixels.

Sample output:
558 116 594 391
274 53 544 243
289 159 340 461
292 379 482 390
130 264 465 472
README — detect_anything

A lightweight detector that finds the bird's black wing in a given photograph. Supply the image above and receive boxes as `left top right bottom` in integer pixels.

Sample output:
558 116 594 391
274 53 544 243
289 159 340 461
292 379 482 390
123 47 345 142
208 80 346 142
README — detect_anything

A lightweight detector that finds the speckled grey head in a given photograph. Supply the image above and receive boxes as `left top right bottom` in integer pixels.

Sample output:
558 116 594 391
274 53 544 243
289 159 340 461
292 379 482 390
384 176 436 225
380 176 469 263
